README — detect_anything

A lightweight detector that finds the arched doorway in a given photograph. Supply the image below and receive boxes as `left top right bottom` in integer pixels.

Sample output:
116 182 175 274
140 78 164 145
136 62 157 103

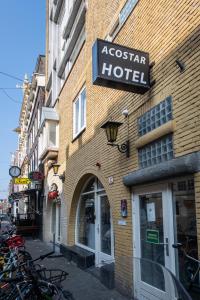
75 176 114 265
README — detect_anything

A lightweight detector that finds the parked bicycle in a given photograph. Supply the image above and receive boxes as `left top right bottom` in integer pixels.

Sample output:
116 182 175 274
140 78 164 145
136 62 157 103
0 223 74 300
0 250 74 299
173 242 200 292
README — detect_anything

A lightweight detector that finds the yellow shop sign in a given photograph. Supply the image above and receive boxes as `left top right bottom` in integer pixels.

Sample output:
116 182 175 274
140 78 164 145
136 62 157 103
14 178 31 185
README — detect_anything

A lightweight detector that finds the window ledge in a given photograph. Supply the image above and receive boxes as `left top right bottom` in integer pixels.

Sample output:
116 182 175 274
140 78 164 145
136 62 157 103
39 147 59 161
72 127 86 143
58 2 86 78
135 120 175 149
53 0 64 23
62 0 83 39
46 71 52 92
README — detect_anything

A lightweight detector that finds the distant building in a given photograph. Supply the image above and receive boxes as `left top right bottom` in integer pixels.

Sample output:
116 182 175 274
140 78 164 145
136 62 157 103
10 56 45 237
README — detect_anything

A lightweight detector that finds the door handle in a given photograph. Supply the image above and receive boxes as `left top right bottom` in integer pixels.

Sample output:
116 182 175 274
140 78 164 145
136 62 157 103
157 238 169 256
165 238 169 256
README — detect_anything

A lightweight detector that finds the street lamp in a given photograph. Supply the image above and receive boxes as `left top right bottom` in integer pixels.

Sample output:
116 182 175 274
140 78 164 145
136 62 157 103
101 120 130 157
52 164 65 182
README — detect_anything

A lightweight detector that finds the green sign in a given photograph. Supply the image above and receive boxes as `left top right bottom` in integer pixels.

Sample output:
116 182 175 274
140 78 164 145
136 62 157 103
146 229 159 244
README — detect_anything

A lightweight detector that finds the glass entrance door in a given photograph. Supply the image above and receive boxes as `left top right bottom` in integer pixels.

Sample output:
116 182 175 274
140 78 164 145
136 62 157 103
76 177 114 266
51 203 61 244
133 185 176 299
96 195 113 265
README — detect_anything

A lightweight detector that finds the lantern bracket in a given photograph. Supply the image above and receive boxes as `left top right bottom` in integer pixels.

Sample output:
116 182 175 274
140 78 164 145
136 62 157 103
107 140 130 157
52 164 65 182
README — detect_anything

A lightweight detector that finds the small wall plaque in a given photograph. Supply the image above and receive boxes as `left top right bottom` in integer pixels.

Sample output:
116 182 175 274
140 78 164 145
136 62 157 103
118 220 127 226
108 176 114 185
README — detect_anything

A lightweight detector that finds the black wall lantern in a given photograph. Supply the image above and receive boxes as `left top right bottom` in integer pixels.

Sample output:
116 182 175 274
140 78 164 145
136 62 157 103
101 121 130 157
52 163 65 183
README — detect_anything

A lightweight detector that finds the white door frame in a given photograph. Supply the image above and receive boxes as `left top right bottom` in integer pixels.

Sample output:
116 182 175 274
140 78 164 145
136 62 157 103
55 203 61 243
95 193 114 266
51 202 61 244
75 180 114 266
132 183 176 299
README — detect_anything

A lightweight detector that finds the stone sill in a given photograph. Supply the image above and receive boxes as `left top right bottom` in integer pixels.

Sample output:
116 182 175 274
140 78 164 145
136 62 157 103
135 120 175 149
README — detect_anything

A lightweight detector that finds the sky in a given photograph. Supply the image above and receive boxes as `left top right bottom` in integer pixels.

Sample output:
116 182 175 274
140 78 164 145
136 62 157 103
0 1 46 199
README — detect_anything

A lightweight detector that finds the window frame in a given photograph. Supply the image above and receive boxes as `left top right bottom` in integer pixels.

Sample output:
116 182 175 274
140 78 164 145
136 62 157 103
107 0 139 41
73 86 86 140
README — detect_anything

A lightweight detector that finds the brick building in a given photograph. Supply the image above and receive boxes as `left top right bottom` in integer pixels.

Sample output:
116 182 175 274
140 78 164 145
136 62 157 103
44 0 200 297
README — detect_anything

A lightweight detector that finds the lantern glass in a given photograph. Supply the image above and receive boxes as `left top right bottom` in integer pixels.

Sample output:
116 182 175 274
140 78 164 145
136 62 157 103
52 164 60 175
101 121 123 143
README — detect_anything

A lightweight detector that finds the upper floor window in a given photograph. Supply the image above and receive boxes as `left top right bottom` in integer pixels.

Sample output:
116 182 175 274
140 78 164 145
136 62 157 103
138 134 174 169
73 87 86 139
49 122 57 147
138 96 172 137
119 0 138 25
107 0 138 40
58 0 86 81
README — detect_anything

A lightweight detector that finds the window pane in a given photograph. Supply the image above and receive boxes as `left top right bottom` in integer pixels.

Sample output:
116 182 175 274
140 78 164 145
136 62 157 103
138 134 173 168
77 194 95 249
75 99 79 135
83 178 95 193
49 123 56 146
140 193 165 291
119 0 138 24
73 88 86 137
81 88 86 128
101 195 111 255
138 97 172 137
173 179 198 288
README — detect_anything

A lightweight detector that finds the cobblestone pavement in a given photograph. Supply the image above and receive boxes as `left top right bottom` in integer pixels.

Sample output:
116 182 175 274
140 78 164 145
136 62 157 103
25 239 130 300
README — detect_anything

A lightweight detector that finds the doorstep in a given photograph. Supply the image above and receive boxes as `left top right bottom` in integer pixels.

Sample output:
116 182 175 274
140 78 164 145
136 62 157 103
60 244 95 269
86 263 115 290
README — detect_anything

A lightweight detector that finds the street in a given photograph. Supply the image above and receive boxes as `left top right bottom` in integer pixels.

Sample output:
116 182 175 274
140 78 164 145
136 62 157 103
25 239 130 300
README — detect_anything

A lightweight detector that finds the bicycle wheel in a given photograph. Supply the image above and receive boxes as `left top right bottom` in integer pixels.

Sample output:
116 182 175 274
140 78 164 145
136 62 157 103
21 283 55 300
62 290 75 300
182 258 199 290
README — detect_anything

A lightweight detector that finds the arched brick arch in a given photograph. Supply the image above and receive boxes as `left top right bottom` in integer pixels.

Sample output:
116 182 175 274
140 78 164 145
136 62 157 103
67 168 113 245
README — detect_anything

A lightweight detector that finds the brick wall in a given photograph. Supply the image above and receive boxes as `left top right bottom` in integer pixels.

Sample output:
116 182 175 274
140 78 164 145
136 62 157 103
55 0 200 254
45 0 200 289
195 172 200 258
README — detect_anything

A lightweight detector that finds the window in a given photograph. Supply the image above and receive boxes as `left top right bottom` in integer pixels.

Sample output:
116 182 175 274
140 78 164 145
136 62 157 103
35 147 38 169
138 96 172 137
73 87 86 138
49 122 57 146
172 178 197 287
138 134 173 168
58 0 86 80
119 0 138 25
108 0 139 40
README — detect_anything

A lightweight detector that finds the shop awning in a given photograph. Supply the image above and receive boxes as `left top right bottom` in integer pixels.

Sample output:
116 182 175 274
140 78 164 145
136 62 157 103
123 151 200 187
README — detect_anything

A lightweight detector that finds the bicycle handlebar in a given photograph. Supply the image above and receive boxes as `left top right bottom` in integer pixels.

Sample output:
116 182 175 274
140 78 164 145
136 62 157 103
32 251 54 262
0 251 55 275
173 243 200 264
172 243 183 249
0 275 24 283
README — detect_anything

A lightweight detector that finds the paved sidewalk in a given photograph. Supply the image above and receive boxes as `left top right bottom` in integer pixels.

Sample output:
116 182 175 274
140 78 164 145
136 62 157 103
25 239 130 300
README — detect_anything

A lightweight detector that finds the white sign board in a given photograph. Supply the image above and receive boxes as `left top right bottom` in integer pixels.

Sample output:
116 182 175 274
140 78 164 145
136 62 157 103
147 202 156 222
118 220 127 226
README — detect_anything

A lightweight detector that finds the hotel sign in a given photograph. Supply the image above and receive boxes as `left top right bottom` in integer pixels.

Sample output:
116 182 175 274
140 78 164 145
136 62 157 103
92 39 150 94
